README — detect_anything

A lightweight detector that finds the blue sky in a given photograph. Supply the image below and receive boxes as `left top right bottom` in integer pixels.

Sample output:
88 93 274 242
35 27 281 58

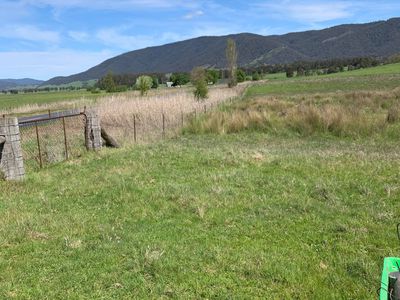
1 0 400 80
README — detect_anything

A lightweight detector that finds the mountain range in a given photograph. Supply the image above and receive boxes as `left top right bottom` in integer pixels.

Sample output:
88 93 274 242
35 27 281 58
14 18 400 86
0 78 44 90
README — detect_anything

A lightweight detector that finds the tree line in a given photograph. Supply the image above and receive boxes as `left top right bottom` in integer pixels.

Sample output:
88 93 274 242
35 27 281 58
3 43 399 95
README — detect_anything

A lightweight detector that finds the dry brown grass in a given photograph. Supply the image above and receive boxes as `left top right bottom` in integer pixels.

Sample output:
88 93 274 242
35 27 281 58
186 110 270 134
96 84 248 144
387 103 400 124
286 104 386 136
2 84 249 145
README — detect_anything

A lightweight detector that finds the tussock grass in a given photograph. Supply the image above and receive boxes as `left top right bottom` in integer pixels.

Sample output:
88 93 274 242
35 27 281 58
187 88 400 138
185 110 271 134
387 103 400 124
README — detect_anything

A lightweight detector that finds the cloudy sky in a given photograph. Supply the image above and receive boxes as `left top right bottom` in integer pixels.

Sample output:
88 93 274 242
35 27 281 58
1 0 400 80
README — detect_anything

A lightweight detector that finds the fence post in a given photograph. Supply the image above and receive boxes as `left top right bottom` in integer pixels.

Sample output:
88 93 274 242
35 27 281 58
0 117 25 180
62 117 69 160
84 109 102 151
133 114 137 143
35 122 43 168
162 113 165 139
181 111 184 127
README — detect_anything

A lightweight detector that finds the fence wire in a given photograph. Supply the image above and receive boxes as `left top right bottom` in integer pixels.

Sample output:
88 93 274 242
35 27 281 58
100 101 221 145
19 114 87 170
16 99 228 170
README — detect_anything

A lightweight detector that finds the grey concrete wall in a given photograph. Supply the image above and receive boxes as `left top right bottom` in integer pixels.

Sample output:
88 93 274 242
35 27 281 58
0 117 25 180
85 109 102 151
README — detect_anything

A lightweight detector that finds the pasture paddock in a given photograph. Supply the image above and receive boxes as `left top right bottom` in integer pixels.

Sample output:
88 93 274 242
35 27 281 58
1 64 400 298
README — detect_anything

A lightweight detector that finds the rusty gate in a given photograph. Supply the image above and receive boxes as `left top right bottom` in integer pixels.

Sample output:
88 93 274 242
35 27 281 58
18 110 88 169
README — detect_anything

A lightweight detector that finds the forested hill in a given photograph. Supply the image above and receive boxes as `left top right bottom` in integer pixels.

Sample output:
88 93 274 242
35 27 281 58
0 78 44 90
44 17 400 85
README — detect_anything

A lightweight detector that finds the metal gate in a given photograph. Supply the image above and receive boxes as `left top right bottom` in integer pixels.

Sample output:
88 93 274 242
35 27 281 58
18 111 87 169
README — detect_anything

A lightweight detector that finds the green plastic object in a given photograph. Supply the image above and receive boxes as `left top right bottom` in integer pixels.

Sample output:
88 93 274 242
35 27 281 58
380 257 400 299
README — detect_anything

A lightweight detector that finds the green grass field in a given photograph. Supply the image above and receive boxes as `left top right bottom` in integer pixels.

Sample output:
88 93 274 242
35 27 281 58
1 63 400 298
327 62 400 77
261 62 400 82
247 75 400 96
0 90 104 112
2 134 399 299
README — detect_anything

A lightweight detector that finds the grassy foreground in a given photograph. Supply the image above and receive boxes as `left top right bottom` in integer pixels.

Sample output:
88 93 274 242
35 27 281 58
1 63 400 298
1 133 399 298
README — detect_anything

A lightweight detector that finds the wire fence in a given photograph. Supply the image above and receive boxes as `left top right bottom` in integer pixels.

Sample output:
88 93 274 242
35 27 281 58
18 113 87 170
15 84 248 170
103 101 223 144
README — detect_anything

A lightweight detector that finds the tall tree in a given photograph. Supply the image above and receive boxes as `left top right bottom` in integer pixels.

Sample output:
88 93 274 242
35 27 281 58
226 38 238 88
101 71 117 93
206 69 220 84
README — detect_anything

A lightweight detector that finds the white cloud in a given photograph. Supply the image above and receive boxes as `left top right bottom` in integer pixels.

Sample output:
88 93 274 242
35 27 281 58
96 28 157 50
68 31 89 42
0 1 29 21
0 25 60 44
22 0 199 10
184 10 204 20
0 50 114 80
258 1 353 23
191 23 242 37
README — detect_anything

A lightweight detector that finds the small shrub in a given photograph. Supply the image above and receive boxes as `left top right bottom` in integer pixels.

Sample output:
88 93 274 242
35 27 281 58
286 68 294 78
151 77 159 89
136 75 153 96
191 67 208 101
252 72 261 81
115 85 128 92
236 69 246 83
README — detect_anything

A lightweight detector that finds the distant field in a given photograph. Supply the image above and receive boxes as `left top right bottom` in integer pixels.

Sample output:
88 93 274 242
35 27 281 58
262 72 287 80
327 62 400 77
247 75 400 96
260 62 400 82
0 90 103 112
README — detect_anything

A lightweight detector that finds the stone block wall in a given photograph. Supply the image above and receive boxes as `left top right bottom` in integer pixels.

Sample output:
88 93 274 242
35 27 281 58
0 117 25 180
84 109 102 151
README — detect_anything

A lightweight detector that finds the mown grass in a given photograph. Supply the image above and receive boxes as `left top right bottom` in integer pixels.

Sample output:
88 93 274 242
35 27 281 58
1 134 399 299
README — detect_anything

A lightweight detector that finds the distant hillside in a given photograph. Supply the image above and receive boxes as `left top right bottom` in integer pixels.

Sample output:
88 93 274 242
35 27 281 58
0 78 44 90
44 17 400 85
